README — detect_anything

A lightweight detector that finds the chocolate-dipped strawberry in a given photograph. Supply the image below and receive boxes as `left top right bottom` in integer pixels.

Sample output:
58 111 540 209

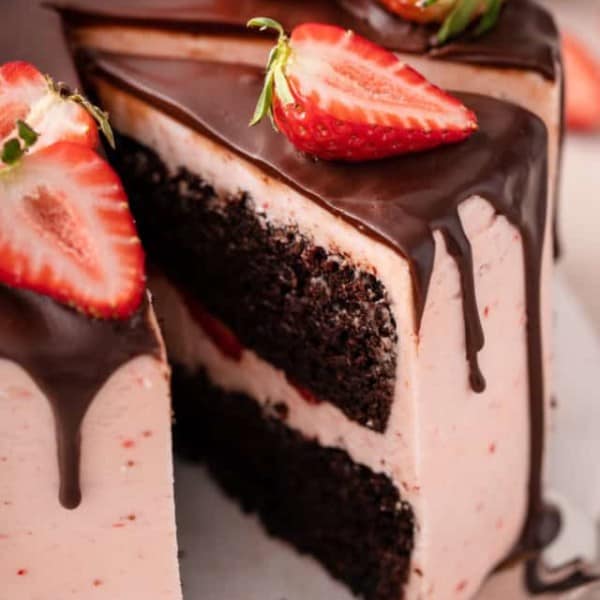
248 18 478 161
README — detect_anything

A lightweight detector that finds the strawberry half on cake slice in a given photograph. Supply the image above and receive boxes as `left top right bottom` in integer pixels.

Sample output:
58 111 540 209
247 18 478 161
0 61 181 599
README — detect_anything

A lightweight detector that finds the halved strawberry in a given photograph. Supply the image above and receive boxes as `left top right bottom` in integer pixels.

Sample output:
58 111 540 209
563 34 600 132
248 19 477 161
0 142 145 318
0 61 99 151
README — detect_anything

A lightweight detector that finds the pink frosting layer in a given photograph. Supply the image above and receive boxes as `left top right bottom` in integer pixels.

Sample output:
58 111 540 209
0 324 182 598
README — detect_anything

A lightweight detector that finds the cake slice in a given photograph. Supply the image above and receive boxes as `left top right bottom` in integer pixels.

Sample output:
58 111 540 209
55 0 563 443
83 41 551 599
0 3 181 597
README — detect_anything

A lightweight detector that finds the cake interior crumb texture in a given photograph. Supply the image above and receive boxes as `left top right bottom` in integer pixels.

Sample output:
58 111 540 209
112 134 399 433
173 365 415 600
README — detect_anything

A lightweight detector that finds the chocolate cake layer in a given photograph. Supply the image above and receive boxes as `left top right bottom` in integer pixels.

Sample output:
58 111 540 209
173 364 415 600
112 134 397 432
55 0 560 80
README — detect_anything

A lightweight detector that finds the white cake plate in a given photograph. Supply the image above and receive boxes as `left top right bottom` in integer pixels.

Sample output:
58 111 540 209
174 268 600 600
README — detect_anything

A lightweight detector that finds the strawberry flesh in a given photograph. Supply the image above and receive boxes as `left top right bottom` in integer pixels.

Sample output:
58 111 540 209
277 23 477 161
0 142 145 318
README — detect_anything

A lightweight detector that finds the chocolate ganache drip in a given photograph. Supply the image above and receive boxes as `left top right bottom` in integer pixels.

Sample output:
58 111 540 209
0 286 160 508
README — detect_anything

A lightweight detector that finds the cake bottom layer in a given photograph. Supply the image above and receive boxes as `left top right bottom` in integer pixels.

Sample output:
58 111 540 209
172 365 415 600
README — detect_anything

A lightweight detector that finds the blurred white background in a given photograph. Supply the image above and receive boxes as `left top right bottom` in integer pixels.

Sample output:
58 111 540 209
542 0 600 333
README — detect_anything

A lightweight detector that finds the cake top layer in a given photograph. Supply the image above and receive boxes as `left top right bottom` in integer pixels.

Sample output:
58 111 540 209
91 54 548 323
54 0 561 80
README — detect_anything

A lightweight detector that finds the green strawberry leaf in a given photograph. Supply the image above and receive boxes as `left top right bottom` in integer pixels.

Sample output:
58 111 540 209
17 120 39 148
474 0 503 36
437 0 481 44
429 0 505 45
247 17 294 128
1 138 24 165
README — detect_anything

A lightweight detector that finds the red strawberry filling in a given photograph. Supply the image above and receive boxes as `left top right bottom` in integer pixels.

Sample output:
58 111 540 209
183 292 324 406
182 294 244 362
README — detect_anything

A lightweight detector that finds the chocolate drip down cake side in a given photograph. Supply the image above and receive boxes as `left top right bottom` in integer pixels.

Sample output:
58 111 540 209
0 1 580 599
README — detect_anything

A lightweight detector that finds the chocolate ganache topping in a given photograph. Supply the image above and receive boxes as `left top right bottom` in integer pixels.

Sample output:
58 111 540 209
54 0 560 80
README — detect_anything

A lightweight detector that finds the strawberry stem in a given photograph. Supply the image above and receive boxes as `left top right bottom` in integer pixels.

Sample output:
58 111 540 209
247 17 295 128
426 0 504 44
45 76 116 149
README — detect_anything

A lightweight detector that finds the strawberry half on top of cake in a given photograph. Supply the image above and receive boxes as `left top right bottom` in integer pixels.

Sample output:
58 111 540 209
74 11 557 600
0 9 182 596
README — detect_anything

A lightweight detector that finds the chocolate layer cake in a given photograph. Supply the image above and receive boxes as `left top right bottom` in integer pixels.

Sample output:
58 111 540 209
83 49 550 600
0 1 584 599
